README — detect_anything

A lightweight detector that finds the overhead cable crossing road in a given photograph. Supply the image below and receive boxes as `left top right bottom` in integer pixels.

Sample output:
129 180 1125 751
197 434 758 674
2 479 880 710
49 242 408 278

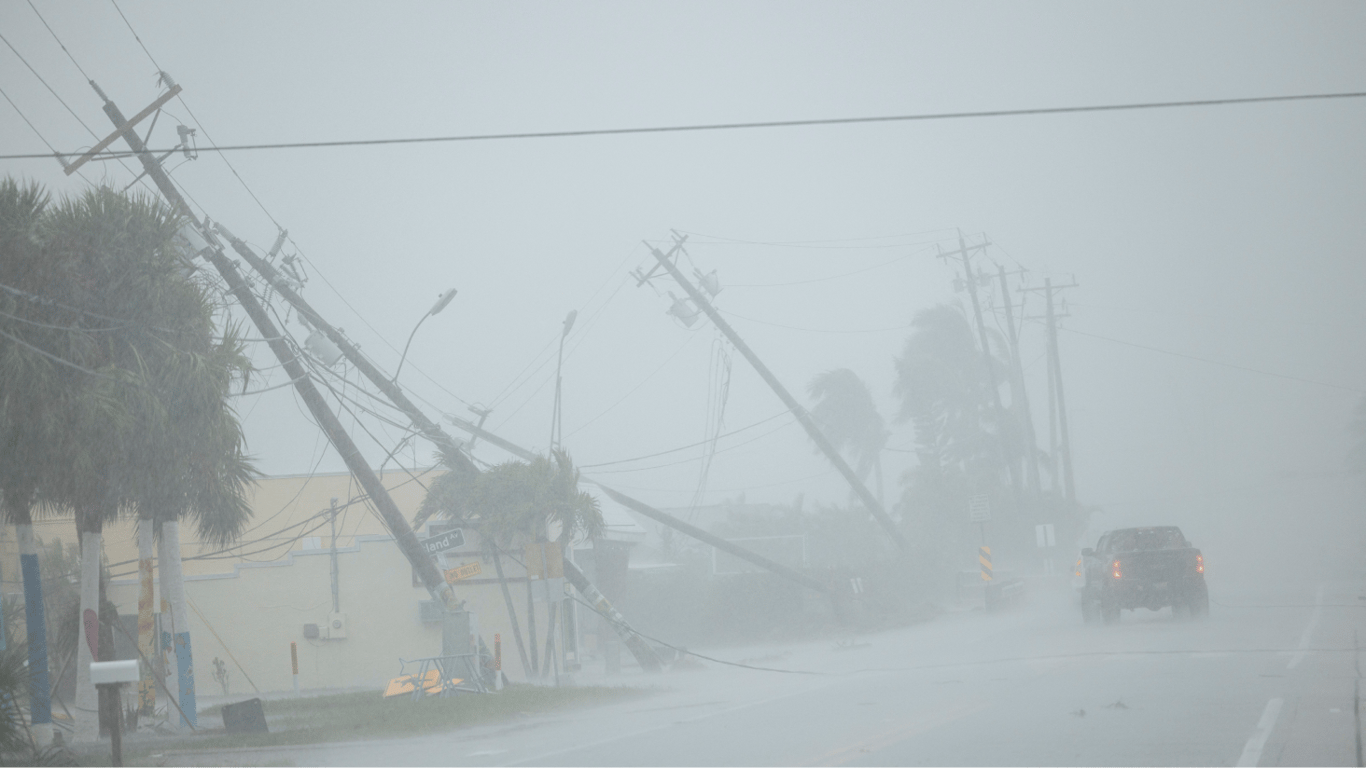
3 90 1364 161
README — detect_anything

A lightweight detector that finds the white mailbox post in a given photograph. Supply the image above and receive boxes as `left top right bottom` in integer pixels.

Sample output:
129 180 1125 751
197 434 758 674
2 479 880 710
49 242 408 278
90 660 138 766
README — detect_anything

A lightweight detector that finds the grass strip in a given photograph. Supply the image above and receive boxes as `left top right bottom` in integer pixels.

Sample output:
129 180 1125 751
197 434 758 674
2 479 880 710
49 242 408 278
116 684 651 762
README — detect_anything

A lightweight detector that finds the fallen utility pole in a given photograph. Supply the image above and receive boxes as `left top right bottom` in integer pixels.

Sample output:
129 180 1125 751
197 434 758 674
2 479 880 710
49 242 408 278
446 419 831 595
646 241 910 554
93 83 460 611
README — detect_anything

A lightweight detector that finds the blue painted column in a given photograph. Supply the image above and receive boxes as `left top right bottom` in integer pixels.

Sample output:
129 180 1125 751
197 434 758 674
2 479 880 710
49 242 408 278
17 525 52 742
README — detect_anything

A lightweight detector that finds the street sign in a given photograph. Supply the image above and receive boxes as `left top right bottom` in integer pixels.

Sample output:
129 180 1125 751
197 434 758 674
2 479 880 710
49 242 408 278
1035 523 1056 548
968 494 991 523
443 562 482 584
419 528 465 556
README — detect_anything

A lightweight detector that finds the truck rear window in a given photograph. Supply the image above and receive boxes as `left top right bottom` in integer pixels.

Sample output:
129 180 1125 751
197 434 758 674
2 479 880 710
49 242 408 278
1108 528 1188 552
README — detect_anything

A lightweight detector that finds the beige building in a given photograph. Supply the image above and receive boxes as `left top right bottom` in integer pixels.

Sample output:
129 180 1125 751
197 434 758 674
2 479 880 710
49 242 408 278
3 467 637 697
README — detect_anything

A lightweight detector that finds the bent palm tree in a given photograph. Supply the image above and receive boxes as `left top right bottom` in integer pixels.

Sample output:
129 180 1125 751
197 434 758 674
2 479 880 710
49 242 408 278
808 368 889 505
420 448 602 679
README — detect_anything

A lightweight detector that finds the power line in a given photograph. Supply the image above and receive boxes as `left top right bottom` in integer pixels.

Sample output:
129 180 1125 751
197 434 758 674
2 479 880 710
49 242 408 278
720 309 914 335
6 89 1364 161
26 0 92 81
1060 326 1364 393
580 409 790 468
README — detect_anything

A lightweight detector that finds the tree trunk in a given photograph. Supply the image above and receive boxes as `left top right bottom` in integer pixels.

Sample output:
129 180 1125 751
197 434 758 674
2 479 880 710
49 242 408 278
136 517 156 718
489 546 531 679
156 526 178 728
540 602 558 680
160 520 195 728
15 517 53 747
73 514 101 743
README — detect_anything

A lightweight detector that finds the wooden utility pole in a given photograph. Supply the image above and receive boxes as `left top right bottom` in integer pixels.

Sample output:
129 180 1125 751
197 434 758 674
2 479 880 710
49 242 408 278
1037 277 1078 506
997 265 1042 495
939 232 1024 507
92 83 461 610
647 239 909 554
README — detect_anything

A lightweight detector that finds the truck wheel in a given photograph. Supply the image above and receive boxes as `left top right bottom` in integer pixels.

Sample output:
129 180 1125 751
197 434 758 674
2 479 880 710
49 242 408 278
1101 598 1120 625
1189 584 1209 618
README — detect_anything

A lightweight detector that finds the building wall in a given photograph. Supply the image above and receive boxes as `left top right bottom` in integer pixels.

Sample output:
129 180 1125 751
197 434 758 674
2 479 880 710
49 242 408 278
105 531 551 692
1 469 566 693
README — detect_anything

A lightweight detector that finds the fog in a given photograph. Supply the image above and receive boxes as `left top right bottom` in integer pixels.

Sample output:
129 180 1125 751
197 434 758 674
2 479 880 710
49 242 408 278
2 2 1364 765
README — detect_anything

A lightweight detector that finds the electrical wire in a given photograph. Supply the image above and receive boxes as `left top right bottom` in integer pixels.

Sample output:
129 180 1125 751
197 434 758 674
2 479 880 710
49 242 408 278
561 332 701 440
10 89 1366 161
720 309 914 335
579 410 790 469
1060 326 1364 393
584 416 798 475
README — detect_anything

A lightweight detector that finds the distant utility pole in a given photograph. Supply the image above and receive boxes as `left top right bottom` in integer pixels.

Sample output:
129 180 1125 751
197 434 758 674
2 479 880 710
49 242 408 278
939 231 1024 508
1024 277 1079 507
644 236 909 554
93 82 462 610
328 498 341 614
997 265 1042 496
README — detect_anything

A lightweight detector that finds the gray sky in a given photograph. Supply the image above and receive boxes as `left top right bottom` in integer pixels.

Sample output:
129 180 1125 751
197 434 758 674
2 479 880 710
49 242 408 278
3 1 1364 545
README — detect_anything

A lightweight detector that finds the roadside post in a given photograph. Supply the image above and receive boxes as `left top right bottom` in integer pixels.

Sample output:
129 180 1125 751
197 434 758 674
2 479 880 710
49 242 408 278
494 634 503 691
90 660 138 766
290 642 299 697
969 494 992 581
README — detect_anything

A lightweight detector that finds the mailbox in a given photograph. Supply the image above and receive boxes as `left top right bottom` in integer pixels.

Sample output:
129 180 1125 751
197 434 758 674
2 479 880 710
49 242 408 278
90 659 139 685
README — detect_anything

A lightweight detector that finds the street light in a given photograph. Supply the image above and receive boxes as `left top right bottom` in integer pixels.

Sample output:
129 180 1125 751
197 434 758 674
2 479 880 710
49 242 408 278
549 309 577 453
394 288 457 382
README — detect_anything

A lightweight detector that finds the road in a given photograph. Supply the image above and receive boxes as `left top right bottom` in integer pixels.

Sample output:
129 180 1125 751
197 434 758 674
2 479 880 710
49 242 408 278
175 556 1365 767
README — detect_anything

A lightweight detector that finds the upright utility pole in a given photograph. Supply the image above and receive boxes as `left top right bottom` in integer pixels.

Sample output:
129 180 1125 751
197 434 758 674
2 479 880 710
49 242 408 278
328 498 341 614
93 83 461 610
939 232 1024 506
997 265 1042 495
646 241 909 553
1040 277 1078 506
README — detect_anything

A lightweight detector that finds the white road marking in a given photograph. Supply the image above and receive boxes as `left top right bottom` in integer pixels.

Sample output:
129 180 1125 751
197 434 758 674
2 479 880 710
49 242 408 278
1236 698 1284 767
1287 583 1326 670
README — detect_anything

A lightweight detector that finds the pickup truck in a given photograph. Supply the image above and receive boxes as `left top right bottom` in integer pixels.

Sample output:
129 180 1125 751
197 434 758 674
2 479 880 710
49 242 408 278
1079 526 1208 624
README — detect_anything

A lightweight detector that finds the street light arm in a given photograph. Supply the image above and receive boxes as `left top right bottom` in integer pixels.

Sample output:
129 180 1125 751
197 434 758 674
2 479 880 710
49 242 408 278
393 313 430 383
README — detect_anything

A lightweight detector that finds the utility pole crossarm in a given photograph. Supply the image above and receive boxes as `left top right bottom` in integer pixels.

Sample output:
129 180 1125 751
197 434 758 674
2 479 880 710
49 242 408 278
647 244 909 554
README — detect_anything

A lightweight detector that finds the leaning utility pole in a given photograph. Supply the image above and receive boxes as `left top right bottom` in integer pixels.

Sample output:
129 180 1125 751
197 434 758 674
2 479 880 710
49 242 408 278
997 265 1042 495
92 82 461 611
939 232 1024 506
646 240 909 554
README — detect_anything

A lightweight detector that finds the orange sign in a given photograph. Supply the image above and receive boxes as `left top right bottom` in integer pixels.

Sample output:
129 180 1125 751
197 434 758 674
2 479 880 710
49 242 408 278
444 561 482 583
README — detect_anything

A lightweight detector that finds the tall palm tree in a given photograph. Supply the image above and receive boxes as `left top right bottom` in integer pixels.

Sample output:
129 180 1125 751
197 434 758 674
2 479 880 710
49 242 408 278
420 448 602 680
807 368 889 505
13 184 253 739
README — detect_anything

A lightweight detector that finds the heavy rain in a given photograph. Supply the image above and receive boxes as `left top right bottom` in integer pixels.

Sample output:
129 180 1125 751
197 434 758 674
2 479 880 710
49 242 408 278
1 3 1364 766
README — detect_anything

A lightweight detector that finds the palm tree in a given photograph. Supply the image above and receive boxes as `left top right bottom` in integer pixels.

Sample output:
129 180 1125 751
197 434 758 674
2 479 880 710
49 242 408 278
420 448 602 680
807 368 889 505
891 304 1023 589
4 183 255 739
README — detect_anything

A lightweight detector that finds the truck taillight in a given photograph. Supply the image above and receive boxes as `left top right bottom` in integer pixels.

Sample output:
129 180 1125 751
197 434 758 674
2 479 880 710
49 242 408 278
1196 554 1204 574
1112 560 1122 579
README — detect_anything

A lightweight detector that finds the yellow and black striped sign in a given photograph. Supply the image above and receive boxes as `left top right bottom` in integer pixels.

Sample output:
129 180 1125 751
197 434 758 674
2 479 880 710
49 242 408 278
979 546 993 581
